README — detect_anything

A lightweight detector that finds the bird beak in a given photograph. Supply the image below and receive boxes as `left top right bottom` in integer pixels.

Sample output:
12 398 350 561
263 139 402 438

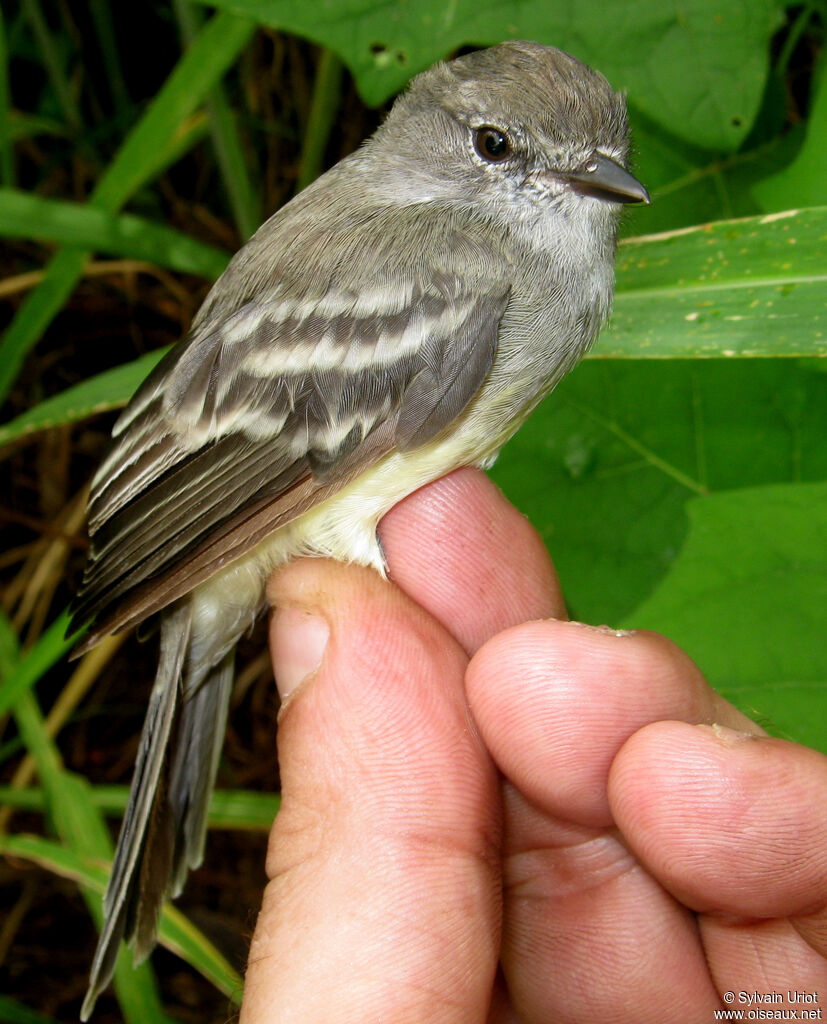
567 152 650 204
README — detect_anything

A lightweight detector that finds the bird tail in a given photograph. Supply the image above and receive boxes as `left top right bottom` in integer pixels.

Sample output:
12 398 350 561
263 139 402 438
81 601 234 1020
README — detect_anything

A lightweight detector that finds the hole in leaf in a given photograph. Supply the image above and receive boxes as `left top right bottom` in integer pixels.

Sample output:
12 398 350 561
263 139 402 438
368 41 407 67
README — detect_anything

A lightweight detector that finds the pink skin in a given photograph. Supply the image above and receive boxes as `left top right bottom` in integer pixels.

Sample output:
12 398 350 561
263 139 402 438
237 468 827 1024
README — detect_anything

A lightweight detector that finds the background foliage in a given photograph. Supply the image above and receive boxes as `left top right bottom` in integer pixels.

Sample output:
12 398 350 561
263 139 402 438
0 0 825 1020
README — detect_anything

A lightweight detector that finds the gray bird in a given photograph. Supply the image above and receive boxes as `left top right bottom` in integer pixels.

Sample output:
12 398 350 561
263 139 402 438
76 40 649 1017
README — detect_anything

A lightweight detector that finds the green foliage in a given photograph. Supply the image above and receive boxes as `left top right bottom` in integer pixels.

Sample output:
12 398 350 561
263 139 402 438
0 616 175 1022
606 206 827 357
0 348 171 446
1 0 825 1019
0 995 62 1024
630 482 827 752
0 832 243 1010
753 48 827 209
205 0 781 150
492 359 827 751
0 188 231 276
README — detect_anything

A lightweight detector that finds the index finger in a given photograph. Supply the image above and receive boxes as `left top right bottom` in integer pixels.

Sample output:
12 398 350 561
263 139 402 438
379 468 565 655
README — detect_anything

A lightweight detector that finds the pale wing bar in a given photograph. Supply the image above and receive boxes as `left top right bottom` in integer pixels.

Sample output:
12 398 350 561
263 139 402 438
74 282 509 634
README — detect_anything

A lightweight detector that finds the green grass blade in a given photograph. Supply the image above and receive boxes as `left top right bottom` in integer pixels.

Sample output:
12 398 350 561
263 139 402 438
599 206 827 358
0 833 244 1004
207 787 279 829
0 9 255 405
7 839 171 1024
0 783 279 829
0 8 14 186
295 49 344 192
20 0 82 134
88 0 130 119
0 609 76 718
90 10 256 212
0 608 18 676
4 112 67 142
162 904 243 1003
134 109 212 191
6 684 174 1021
202 84 262 240
0 995 61 1024
0 247 89 403
174 0 261 239
12 695 108 844
0 189 231 276
1 611 248 1013
0 349 170 449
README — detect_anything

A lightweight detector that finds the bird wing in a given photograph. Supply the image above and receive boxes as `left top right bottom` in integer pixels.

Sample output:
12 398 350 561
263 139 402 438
73 264 510 644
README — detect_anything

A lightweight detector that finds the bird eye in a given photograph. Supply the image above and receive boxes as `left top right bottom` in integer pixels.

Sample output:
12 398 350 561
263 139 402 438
474 126 511 162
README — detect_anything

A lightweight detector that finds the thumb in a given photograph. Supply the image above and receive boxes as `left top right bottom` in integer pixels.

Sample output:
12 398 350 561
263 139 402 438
240 558 501 1024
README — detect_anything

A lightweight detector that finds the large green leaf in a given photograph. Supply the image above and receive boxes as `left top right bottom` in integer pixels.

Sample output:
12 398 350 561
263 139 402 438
491 358 827 626
604 206 827 358
621 114 803 237
753 54 827 212
205 0 779 150
491 352 827 755
624 482 827 756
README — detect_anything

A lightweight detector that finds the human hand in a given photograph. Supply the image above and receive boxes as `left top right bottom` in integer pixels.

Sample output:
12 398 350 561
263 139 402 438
241 468 827 1024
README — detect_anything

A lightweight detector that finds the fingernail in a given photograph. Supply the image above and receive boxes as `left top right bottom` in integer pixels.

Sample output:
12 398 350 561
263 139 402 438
568 620 637 637
703 723 760 746
271 605 330 700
